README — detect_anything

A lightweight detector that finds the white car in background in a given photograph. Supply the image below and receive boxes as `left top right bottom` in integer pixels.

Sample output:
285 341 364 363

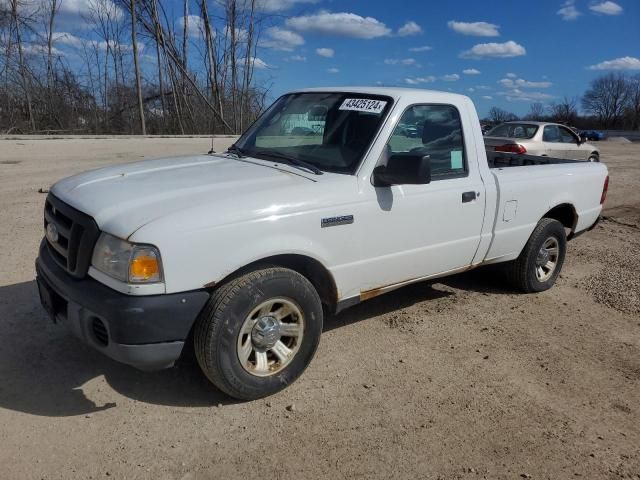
484 121 600 162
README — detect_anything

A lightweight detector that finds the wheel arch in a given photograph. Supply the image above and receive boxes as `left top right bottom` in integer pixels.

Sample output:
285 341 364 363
543 203 578 235
210 254 339 313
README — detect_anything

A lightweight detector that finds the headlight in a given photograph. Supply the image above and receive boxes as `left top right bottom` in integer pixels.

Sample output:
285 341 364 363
91 233 163 284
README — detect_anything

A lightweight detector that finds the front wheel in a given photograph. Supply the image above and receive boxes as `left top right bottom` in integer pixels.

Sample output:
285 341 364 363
506 218 567 293
194 267 323 400
588 153 599 162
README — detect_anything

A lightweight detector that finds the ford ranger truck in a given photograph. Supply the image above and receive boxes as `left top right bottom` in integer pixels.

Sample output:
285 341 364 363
36 88 609 400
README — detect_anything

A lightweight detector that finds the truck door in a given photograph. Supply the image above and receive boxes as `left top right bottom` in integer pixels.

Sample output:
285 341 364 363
357 104 485 291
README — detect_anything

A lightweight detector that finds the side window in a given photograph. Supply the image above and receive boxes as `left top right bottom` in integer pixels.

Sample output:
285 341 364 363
543 125 561 142
388 104 466 179
559 127 577 144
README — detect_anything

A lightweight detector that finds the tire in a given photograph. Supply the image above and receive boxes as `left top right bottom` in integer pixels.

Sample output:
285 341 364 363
506 218 567 293
588 153 599 162
194 267 323 400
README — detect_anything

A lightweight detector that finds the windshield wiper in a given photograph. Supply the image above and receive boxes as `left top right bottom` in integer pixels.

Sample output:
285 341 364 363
226 144 247 158
253 150 323 175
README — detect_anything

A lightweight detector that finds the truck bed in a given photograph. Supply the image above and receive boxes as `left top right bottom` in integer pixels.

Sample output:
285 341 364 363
486 151 584 169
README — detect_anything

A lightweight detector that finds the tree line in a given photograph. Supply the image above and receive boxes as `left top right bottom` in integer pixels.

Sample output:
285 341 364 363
487 73 640 130
0 0 269 135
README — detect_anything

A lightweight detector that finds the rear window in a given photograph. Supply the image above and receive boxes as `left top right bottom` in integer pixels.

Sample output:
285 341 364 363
488 123 538 139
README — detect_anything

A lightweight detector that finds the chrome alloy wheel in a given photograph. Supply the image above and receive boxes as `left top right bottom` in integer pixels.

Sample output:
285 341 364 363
237 298 304 377
535 237 560 282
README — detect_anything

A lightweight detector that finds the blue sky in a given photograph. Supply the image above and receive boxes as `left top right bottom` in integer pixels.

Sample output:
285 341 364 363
36 0 640 117
248 0 640 116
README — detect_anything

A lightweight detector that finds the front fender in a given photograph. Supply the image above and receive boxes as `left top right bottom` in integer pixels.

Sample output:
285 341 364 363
131 218 336 294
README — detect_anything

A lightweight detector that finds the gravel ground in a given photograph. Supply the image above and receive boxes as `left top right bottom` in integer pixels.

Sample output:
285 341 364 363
0 138 639 480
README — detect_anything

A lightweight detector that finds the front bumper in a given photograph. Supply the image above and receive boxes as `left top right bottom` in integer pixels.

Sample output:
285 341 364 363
36 240 210 370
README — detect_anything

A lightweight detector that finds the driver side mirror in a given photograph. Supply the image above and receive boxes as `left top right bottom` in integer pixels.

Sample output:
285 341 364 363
373 154 431 187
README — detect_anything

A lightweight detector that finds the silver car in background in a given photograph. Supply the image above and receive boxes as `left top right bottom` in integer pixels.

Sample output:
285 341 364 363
484 121 600 161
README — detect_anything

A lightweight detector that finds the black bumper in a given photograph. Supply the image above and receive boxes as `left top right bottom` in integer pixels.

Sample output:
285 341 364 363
36 241 210 370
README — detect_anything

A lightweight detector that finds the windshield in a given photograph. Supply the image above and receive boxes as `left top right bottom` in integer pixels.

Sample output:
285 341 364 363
235 92 393 174
487 123 539 139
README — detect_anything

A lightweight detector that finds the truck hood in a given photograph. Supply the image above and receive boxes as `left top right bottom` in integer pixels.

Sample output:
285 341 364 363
51 154 326 239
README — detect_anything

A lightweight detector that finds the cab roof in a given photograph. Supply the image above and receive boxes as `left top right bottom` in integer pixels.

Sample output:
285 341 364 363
288 86 472 104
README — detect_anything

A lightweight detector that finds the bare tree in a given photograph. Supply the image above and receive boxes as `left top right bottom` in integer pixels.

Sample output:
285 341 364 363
0 0 267 135
130 0 145 134
549 96 578 124
526 102 545 121
9 0 36 131
488 107 517 124
44 0 60 91
581 73 629 127
624 74 640 130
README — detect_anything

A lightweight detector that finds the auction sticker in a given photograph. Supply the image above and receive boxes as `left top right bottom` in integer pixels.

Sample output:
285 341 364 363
339 98 387 114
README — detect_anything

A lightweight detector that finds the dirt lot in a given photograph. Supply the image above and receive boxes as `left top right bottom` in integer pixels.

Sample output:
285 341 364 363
1 137 638 480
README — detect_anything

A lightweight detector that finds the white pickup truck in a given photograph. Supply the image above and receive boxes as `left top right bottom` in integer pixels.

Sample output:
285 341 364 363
36 87 609 400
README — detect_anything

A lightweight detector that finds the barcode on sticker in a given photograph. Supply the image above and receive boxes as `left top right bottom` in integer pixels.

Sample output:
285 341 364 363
339 98 387 114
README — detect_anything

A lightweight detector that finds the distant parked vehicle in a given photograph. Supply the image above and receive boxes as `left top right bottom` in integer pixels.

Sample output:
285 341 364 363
485 121 600 162
397 123 421 138
579 130 607 141
290 126 315 136
481 124 493 135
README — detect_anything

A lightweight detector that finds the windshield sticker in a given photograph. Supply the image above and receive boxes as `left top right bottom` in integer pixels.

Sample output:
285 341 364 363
339 98 387 114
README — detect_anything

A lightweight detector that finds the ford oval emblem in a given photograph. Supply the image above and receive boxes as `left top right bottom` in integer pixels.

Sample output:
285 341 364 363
46 223 59 243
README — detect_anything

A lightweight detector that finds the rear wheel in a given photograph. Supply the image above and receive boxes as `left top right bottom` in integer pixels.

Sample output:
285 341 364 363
506 218 567 293
194 267 323 400
588 153 599 162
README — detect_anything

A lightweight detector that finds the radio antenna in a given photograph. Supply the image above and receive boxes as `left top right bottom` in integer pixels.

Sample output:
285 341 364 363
208 133 215 154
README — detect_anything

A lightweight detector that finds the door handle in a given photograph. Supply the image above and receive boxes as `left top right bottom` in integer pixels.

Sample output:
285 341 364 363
462 191 477 203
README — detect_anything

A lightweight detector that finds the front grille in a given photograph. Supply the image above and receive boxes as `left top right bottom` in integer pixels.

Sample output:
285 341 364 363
91 318 109 346
44 194 100 278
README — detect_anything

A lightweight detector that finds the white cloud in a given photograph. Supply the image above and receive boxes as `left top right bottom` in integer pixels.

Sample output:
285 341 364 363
587 56 640 70
405 76 436 85
468 88 475 92
557 0 582 20
23 44 63 56
397 21 422 36
316 47 334 58
461 40 526 59
327 67 339 73
448 20 500 37
176 15 205 39
61 0 121 17
384 58 417 66
442 73 460 82
476 85 492 90
43 0 123 29
261 27 304 51
238 57 269 69
286 11 391 39
408 45 432 52
287 55 307 62
498 89 554 102
589 1 623 15
506 72 517 78
51 32 85 49
463 68 481 75
224 26 248 43
498 77 552 88
257 0 318 12
482 95 493 100
86 39 143 53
